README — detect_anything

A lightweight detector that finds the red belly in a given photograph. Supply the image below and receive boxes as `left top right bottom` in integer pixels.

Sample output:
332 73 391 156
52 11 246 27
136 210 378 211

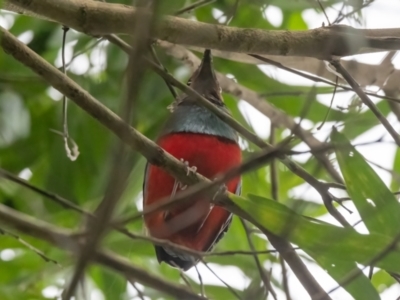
143 133 241 251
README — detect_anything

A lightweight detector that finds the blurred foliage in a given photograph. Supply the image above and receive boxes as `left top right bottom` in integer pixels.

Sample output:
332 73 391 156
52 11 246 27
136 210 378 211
0 0 398 299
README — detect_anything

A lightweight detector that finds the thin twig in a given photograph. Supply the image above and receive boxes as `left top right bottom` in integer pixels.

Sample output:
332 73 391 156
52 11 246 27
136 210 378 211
61 25 69 137
62 2 158 298
174 0 215 16
148 43 177 98
333 0 374 24
59 38 103 71
0 168 298 260
224 0 240 25
0 25 330 300
240 219 277 300
201 260 243 300
107 35 350 231
280 256 292 300
269 125 279 202
0 227 59 265
230 209 332 300
330 58 400 147
317 76 338 130
59 25 79 161
334 191 400 203
316 0 331 25
194 265 205 297
270 125 292 300
249 54 400 105
117 138 292 225
366 158 400 182
323 230 400 298
0 203 206 300
128 279 146 300
0 168 89 215
179 271 194 292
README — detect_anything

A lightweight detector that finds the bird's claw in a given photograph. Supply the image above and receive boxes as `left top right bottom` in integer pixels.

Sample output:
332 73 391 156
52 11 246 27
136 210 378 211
170 159 197 196
180 158 197 176
179 159 197 190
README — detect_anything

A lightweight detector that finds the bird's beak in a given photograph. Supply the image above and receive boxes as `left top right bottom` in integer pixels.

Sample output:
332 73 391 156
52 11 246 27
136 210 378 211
187 49 222 103
197 49 215 79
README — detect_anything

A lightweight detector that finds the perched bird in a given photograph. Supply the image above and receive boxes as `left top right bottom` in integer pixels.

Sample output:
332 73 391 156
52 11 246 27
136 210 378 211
143 49 242 270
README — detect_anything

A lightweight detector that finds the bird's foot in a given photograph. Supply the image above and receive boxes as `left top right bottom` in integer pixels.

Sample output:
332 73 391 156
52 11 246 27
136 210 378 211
179 159 197 190
170 160 197 197
180 158 197 176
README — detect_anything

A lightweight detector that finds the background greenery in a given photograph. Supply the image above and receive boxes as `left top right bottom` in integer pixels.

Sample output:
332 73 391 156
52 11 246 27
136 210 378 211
1 0 399 299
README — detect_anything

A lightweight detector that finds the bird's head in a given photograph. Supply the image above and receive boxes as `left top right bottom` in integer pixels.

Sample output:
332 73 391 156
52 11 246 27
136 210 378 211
186 49 223 105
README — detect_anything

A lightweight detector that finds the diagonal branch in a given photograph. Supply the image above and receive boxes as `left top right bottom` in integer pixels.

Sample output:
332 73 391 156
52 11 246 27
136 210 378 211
0 25 205 190
154 42 349 227
189 47 398 95
4 0 400 59
0 26 330 300
0 203 206 300
330 58 400 147
222 201 332 300
0 226 59 265
158 42 343 183
240 219 277 300
108 36 349 228
62 2 158 297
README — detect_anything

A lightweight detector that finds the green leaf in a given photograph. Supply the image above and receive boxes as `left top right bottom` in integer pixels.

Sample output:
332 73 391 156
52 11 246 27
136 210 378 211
229 193 397 299
91 266 127 300
316 258 377 300
286 12 308 30
371 269 396 293
234 194 400 271
331 128 400 237
390 147 400 191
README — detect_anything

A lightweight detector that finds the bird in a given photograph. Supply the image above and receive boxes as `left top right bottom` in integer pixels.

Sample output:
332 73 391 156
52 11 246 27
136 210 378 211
143 49 242 271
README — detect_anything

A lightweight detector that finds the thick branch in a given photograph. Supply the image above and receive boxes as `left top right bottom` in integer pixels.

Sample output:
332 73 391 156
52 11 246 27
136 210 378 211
62 3 159 298
221 199 332 300
4 0 400 59
158 42 342 179
106 36 349 227
0 25 205 188
193 47 397 92
0 204 206 300
0 26 329 299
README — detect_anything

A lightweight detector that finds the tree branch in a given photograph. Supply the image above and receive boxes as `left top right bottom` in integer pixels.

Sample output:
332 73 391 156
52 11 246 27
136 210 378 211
1 167 292 260
221 200 332 300
186 46 399 96
157 41 343 183
0 204 206 300
4 0 400 59
0 25 205 189
154 42 350 227
0 26 329 300
62 2 159 298
330 58 400 147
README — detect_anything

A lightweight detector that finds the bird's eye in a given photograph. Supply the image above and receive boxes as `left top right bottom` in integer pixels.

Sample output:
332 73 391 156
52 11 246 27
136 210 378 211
187 79 192 86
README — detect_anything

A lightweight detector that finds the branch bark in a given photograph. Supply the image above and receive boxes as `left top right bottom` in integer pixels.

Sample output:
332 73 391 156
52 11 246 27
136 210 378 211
0 26 330 300
186 46 400 97
330 58 400 146
4 0 400 59
0 25 206 188
0 203 206 300
157 42 345 184
107 36 350 228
